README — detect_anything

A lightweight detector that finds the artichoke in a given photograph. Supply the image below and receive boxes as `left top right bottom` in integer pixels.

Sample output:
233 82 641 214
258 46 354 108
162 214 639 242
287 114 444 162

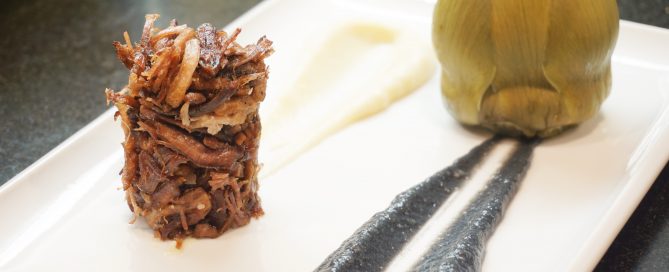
433 0 619 137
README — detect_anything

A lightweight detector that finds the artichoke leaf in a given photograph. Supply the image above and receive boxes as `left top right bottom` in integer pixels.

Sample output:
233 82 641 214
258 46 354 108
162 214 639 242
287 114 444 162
433 0 495 125
543 0 619 129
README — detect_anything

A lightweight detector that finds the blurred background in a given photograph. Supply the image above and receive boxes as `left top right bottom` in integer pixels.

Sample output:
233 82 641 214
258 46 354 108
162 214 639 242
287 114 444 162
0 0 667 270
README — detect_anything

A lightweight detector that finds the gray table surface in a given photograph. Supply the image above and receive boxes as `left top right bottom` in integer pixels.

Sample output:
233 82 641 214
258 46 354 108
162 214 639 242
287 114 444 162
1 0 668 270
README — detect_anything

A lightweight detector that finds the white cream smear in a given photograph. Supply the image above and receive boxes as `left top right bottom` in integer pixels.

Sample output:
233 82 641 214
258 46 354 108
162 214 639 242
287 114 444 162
260 22 436 177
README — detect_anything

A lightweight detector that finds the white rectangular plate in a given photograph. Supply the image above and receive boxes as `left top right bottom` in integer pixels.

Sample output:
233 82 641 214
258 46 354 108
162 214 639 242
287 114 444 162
2 0 669 271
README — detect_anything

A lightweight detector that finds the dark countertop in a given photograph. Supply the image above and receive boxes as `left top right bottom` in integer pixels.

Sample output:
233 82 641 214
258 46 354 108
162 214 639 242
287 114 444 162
0 0 667 270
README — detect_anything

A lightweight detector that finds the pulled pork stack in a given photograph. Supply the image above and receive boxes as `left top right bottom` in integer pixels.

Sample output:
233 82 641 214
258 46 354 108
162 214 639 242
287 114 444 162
106 14 273 242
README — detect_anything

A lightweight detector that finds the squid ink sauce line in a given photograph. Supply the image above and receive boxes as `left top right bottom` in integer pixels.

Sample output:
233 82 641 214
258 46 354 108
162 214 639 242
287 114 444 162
411 139 540 272
315 137 500 272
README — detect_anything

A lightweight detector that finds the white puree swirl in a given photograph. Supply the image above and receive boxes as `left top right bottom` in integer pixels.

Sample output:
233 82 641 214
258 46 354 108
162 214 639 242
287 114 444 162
260 22 436 177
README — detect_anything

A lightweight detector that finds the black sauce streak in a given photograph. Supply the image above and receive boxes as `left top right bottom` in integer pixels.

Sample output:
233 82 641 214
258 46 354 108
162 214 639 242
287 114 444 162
411 139 540 272
315 137 501 272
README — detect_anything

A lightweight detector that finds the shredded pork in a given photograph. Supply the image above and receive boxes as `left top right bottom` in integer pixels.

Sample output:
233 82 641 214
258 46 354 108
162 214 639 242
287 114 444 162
106 14 271 242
